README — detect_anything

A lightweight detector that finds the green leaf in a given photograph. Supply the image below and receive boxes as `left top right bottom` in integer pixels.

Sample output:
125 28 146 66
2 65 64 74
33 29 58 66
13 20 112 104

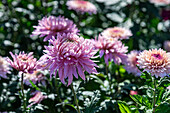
129 105 140 113
130 95 151 109
162 89 170 102
156 87 165 105
118 101 132 113
155 103 170 113
29 80 40 91
89 75 104 86
65 104 77 110
84 90 101 113
146 89 153 98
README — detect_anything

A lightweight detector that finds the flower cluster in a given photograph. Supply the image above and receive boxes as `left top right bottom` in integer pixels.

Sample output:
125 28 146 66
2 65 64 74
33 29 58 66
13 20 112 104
101 27 132 40
94 34 128 65
137 48 170 78
7 52 38 74
41 33 98 86
124 50 141 76
0 56 11 79
32 16 79 41
66 0 97 14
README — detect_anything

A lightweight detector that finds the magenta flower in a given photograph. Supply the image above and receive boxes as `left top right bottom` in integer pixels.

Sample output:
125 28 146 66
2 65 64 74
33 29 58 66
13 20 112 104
101 27 132 40
21 71 46 86
164 40 170 52
124 50 141 76
94 34 128 65
66 0 97 14
137 48 170 78
28 91 47 108
7 52 38 74
42 33 98 86
0 56 11 79
32 16 79 41
161 9 170 20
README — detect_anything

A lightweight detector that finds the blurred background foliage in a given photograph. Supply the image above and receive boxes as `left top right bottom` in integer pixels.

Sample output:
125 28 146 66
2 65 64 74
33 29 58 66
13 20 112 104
0 0 169 113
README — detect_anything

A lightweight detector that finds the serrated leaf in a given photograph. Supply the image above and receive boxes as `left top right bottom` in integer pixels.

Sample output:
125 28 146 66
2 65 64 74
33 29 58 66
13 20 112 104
130 95 151 109
118 101 132 113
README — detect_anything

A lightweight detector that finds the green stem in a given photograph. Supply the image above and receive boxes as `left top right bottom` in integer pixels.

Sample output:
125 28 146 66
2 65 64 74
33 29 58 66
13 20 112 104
106 64 112 95
55 79 66 113
152 77 157 113
70 83 81 113
21 73 27 112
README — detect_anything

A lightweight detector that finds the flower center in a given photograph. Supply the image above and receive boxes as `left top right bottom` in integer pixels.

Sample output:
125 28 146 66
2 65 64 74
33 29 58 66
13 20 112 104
152 53 162 60
113 29 122 33
77 1 87 5
133 57 138 65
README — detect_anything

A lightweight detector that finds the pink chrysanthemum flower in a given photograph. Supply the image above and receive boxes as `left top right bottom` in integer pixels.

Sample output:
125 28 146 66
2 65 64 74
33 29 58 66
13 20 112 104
137 48 170 78
32 16 79 41
21 71 46 86
94 35 128 65
124 50 141 76
0 56 11 79
66 0 97 14
42 33 98 86
28 91 47 108
101 27 132 40
150 0 170 5
7 52 38 74
164 40 170 52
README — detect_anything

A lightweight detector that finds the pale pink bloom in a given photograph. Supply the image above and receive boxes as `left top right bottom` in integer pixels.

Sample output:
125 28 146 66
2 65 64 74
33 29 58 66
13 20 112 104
67 0 97 14
102 27 132 40
22 71 46 86
124 50 141 76
94 34 128 65
0 56 11 79
32 16 79 41
42 33 98 86
150 0 170 5
167 86 170 90
28 91 47 108
130 90 138 95
7 52 38 74
137 48 170 78
164 40 170 52
36 55 49 70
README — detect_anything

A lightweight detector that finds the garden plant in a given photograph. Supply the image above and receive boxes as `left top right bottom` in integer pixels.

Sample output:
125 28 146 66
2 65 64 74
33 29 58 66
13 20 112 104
0 0 170 113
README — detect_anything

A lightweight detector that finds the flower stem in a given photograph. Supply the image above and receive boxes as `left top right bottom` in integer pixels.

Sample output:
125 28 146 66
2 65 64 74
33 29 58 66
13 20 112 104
55 79 66 113
21 73 27 112
152 77 157 113
70 83 81 113
105 64 112 95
